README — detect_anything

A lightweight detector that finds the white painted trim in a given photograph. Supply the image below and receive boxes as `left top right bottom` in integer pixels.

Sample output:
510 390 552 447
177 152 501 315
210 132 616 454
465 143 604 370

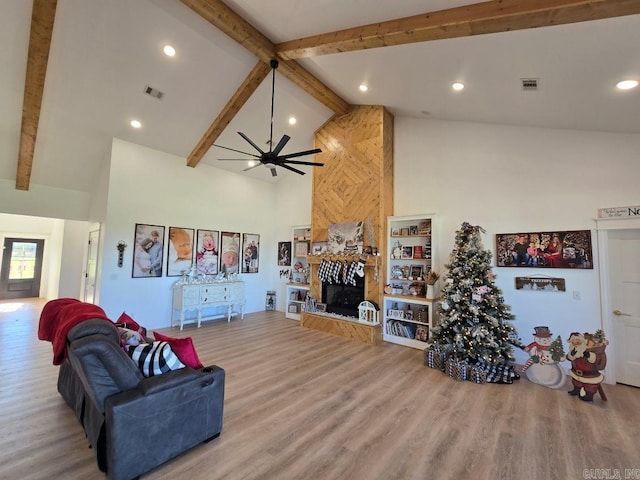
595 218 640 385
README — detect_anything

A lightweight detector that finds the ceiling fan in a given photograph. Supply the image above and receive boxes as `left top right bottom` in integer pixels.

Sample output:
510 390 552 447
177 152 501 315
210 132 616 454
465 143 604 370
214 59 324 177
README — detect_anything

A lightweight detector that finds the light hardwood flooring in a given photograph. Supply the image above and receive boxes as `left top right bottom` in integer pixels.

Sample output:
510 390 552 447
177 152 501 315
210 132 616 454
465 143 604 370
1 299 639 480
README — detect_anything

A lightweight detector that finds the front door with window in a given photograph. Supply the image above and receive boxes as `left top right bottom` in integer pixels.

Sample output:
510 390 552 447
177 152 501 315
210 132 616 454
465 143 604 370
0 238 45 300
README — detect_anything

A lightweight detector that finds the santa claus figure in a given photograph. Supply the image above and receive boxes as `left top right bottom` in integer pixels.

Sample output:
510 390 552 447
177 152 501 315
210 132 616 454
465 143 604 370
566 331 608 402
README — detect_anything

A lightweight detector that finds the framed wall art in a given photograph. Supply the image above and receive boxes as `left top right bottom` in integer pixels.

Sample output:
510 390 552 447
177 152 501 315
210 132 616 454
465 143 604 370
294 240 309 257
220 231 241 274
278 241 291 266
496 230 593 269
327 221 364 254
167 227 194 276
241 233 260 273
195 229 219 275
132 223 164 278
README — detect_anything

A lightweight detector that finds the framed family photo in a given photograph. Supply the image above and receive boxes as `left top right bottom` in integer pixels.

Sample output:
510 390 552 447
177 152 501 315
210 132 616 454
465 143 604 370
496 230 593 269
132 223 164 278
241 233 260 273
166 227 194 276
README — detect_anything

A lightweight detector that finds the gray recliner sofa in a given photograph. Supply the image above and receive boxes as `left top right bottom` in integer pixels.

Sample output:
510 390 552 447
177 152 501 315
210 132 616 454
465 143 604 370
57 318 225 480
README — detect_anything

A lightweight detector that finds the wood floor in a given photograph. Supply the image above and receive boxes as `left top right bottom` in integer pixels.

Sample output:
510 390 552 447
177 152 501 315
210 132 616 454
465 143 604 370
1 299 639 480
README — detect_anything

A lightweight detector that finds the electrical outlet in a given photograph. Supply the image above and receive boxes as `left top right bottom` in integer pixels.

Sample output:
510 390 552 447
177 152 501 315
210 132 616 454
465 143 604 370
572 290 580 300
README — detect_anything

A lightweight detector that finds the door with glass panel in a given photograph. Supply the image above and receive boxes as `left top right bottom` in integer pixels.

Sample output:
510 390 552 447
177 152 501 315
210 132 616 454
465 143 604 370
0 238 45 299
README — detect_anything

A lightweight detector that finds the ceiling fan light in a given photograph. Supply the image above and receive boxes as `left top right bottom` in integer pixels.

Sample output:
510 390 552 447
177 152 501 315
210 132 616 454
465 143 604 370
616 79 638 90
247 160 256 167
163 45 176 57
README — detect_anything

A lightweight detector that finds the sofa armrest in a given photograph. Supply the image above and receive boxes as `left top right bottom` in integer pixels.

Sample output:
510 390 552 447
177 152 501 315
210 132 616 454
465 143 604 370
104 365 225 480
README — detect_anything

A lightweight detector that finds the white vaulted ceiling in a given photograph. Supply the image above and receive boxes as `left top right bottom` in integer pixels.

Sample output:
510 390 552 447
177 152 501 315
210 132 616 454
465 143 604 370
1 0 639 191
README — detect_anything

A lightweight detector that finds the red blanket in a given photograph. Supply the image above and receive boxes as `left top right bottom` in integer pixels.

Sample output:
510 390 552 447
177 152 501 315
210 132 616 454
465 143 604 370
39 298 112 365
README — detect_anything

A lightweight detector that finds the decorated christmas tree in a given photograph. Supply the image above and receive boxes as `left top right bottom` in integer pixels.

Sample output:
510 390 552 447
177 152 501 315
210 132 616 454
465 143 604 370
431 222 522 373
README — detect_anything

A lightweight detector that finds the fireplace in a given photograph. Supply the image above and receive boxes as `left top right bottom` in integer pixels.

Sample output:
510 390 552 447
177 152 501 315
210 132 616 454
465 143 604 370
322 275 365 317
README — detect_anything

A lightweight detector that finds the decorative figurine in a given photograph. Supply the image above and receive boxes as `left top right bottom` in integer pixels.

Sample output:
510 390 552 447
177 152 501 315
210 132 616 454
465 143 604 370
566 330 608 402
523 326 566 389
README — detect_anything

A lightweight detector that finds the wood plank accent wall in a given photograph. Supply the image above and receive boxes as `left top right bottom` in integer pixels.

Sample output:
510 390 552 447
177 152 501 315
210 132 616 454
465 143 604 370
310 106 394 306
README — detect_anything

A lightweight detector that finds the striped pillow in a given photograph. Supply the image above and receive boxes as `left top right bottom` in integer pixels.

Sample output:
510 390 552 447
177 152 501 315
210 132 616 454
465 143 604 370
128 341 185 377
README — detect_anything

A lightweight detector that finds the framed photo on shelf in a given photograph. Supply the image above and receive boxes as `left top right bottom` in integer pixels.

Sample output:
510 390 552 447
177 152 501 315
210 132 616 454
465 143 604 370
294 240 309 257
409 225 418 235
401 246 413 259
391 228 400 237
312 242 328 255
418 221 431 235
400 227 410 236
413 245 423 259
166 226 194 277
410 264 424 280
288 304 299 313
415 325 429 342
241 233 260 273
495 229 593 269
132 223 165 278
316 303 327 312
195 229 219 276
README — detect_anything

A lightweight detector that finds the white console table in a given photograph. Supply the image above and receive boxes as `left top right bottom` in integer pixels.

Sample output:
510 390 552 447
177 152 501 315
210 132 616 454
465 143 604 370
172 281 245 330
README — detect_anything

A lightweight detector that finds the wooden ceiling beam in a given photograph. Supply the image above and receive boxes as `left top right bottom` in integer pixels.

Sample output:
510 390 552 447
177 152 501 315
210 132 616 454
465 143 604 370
16 0 58 191
186 60 270 167
276 0 640 59
180 0 351 167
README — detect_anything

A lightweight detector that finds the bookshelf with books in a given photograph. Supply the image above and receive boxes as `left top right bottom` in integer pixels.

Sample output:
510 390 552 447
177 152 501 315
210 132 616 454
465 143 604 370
383 214 436 349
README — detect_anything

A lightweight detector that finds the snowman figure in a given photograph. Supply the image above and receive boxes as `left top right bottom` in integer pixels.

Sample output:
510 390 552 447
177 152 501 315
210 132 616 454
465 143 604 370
523 326 567 389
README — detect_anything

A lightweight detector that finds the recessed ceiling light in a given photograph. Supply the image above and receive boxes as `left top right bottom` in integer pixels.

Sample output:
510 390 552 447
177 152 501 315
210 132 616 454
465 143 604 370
130 120 141 129
248 160 256 167
288 116 297 125
359 83 368 92
451 82 465 91
616 79 638 90
163 45 176 57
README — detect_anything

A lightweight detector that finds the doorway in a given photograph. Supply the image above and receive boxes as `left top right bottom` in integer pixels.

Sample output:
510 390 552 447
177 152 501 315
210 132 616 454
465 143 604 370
0 238 45 300
606 229 640 388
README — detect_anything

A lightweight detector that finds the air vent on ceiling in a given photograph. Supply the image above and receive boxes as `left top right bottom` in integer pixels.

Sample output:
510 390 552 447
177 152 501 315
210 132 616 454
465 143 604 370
143 85 164 100
521 78 539 91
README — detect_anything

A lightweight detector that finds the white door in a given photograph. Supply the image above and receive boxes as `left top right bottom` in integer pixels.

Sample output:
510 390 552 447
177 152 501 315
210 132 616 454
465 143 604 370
83 229 99 304
608 229 640 387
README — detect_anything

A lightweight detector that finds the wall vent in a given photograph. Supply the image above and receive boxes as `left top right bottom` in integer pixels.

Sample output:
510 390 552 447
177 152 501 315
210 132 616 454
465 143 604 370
143 85 164 100
521 78 539 91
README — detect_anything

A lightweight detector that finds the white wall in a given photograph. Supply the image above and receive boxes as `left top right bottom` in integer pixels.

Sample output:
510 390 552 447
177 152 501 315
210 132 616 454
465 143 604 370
272 173 312 311
0 179 90 220
97 138 280 329
394 117 640 364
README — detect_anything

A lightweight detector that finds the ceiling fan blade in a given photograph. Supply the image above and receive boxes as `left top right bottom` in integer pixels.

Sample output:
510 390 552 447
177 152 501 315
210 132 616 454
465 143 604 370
238 132 265 155
280 160 325 167
271 135 290 155
243 164 262 172
218 158 254 161
270 167 278 177
279 163 306 176
212 143 260 158
279 148 322 160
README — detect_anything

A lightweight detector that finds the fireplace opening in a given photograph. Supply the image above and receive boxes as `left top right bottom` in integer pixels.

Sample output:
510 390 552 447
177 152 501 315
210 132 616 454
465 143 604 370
322 275 365 317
